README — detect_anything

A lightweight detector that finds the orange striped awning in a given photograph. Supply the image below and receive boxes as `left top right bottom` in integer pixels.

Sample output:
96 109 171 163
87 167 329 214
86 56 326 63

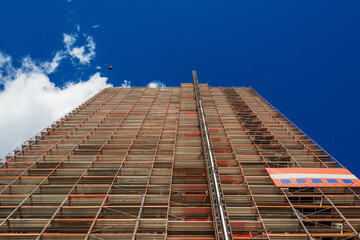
266 168 360 187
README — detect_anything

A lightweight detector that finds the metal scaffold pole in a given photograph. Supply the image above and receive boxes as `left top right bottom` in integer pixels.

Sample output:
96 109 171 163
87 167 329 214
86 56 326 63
193 71 233 240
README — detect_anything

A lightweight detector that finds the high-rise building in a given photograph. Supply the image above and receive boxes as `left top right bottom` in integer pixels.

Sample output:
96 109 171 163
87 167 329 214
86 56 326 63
0 71 359 240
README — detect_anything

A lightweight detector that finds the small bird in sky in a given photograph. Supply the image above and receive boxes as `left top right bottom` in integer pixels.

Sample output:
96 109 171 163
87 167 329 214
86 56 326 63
108 65 113 70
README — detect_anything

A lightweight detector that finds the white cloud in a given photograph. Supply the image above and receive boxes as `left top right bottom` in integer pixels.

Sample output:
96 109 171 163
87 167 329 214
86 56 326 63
147 80 166 88
92 24 101 29
69 36 95 64
63 33 96 64
41 51 65 74
7 30 98 84
0 52 11 67
2 28 97 80
96 66 101 69
0 52 12 80
0 29 111 157
121 80 131 88
63 33 76 47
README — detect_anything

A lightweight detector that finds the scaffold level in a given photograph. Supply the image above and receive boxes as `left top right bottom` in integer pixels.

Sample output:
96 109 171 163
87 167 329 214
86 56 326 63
0 72 359 240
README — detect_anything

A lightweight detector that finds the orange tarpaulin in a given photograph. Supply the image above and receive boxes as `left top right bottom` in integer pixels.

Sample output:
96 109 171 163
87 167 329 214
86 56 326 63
266 168 360 187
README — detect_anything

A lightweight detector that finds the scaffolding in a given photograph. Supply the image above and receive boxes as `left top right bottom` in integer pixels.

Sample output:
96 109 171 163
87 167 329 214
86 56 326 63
0 72 359 240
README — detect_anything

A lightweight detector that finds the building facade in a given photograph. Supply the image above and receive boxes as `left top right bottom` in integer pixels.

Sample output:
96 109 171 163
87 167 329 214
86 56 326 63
0 72 359 240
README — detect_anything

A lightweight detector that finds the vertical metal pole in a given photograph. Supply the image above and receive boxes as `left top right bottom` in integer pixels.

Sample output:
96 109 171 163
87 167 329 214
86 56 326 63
193 71 232 240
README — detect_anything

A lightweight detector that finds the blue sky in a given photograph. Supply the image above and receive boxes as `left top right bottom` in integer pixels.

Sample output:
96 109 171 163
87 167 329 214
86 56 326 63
0 0 360 176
